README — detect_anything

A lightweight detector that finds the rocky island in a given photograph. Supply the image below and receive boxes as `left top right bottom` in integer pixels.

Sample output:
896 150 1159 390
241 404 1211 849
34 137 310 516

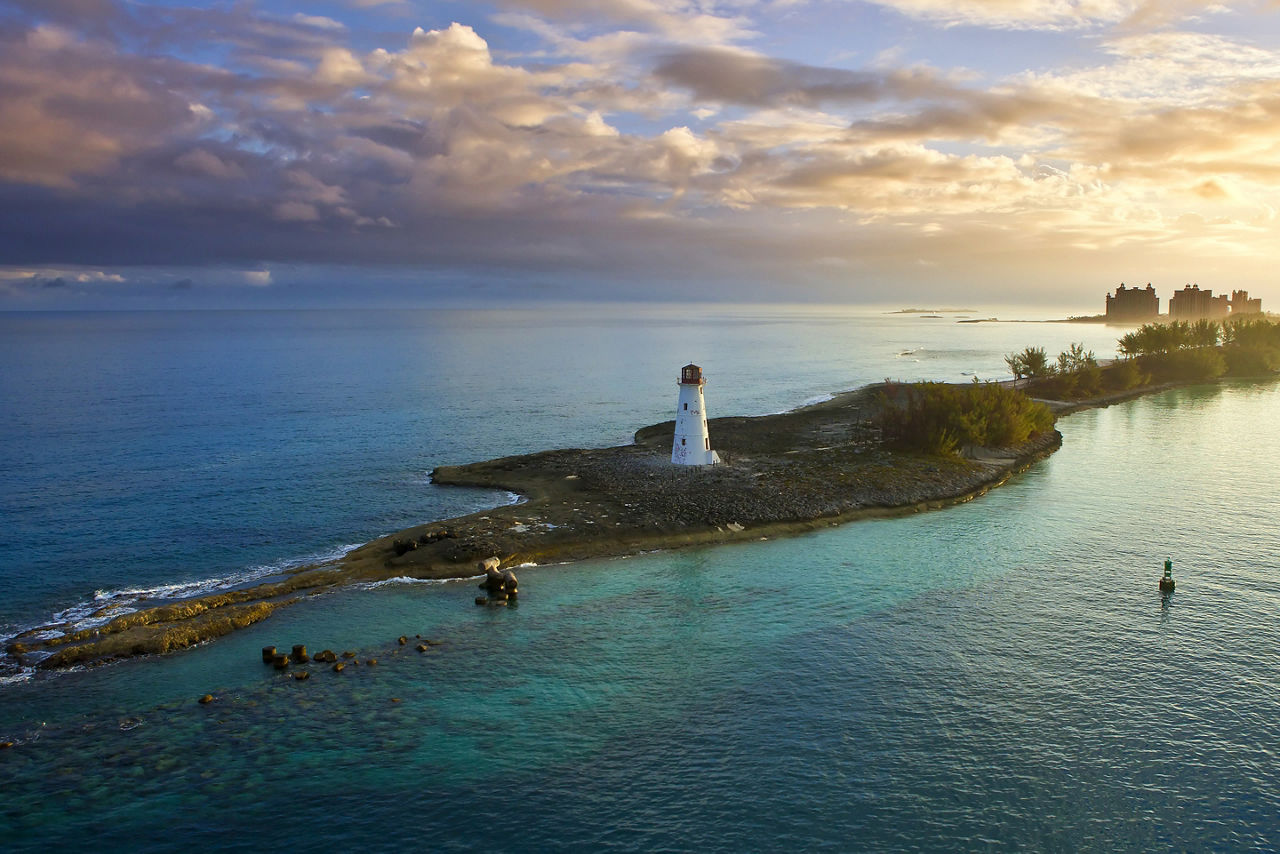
6 382 1061 672
9 318 1279 673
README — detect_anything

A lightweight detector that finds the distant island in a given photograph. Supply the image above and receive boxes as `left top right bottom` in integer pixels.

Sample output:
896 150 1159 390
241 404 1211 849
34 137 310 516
9 317 1280 672
890 308 977 314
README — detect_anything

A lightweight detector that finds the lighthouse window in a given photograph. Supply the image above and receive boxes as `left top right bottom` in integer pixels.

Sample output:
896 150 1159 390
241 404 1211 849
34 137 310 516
681 438 686 446
683 403 687 410
704 438 710 449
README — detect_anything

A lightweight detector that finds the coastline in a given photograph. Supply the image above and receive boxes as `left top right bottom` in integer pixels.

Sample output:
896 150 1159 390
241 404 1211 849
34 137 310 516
0 377 1197 672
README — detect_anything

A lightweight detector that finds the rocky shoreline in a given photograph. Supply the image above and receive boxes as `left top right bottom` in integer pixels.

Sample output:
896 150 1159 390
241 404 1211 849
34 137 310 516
7 382 1067 672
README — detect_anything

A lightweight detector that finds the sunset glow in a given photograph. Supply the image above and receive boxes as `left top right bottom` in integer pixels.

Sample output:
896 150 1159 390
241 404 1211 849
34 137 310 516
2 0 1279 306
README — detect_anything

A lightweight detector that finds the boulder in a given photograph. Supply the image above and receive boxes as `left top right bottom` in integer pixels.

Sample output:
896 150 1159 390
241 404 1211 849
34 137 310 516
291 644 309 663
198 694 214 705
398 636 407 646
478 556 501 573
333 662 345 672
261 645 277 663
272 654 290 670
293 671 311 681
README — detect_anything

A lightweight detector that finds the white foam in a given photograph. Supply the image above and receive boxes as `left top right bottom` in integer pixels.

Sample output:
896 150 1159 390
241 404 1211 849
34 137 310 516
4 542 363 643
769 392 838 416
0 667 34 686
358 574 483 590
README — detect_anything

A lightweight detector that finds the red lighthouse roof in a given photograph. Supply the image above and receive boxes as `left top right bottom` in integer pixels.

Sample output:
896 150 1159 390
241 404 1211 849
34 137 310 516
679 364 704 384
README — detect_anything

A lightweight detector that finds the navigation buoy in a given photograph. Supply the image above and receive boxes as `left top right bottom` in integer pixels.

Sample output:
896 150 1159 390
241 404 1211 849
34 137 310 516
1159 558 1175 594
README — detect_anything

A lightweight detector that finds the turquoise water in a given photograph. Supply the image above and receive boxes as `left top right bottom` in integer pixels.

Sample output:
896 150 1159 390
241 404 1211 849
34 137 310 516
2 308 1278 850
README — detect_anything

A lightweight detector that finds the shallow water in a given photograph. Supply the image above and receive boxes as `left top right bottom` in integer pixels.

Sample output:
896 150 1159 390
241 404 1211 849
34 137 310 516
2 309 1277 850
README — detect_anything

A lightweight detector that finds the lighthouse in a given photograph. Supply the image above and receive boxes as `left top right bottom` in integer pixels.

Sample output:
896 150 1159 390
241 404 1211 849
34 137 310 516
672 363 722 466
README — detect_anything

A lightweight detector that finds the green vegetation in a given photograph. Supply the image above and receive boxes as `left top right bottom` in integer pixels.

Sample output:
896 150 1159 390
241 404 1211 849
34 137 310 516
1012 315 1280 403
1004 346 1050 381
877 381 1055 457
1114 316 1280 382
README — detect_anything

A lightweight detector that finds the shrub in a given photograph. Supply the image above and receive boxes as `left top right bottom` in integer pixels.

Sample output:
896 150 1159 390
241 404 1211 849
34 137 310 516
1103 359 1149 391
1223 344 1280 377
1148 348 1227 382
877 381 1054 457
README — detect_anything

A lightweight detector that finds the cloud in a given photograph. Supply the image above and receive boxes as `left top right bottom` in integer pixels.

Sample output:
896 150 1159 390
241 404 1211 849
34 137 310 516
488 0 755 44
1 1 1278 303
652 47 953 107
174 149 246 180
293 13 346 31
274 201 322 221
856 0 1237 31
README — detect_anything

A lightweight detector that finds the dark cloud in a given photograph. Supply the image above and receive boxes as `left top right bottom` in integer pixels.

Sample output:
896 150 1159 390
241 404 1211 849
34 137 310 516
351 120 447 158
169 278 193 290
653 47 950 107
39 276 67 288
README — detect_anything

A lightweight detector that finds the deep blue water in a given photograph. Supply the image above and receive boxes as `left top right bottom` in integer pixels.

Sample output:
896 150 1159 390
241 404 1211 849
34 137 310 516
1 308 1277 851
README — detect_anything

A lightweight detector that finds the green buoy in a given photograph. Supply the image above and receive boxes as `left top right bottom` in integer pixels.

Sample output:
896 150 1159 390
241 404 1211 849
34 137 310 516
1159 558 1175 594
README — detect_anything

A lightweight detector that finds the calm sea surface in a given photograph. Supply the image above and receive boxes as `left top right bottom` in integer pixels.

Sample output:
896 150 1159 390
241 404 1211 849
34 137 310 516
1 307 1277 851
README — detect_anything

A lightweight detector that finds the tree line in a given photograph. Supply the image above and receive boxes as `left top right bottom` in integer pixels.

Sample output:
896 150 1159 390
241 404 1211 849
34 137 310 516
1008 315 1280 401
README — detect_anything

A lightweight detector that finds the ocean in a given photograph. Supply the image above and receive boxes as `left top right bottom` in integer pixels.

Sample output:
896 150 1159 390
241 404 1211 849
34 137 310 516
1 306 1277 851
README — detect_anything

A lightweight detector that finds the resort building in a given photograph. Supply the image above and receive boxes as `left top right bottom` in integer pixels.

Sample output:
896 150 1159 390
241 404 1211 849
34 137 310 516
1168 284 1230 320
1231 290 1263 315
672 363 722 466
1105 283 1159 321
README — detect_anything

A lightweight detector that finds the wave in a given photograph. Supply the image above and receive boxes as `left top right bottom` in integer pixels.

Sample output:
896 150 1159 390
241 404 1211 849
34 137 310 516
357 574 483 590
770 392 836 416
0 666 35 686
4 542 362 643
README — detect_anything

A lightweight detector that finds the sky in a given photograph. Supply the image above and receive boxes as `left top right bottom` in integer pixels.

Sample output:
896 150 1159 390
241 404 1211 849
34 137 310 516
1 0 1279 309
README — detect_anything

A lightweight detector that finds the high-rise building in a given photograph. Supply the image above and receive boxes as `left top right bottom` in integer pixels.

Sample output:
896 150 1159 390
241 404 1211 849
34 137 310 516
1105 283 1159 321
1168 284 1230 320
1231 290 1263 315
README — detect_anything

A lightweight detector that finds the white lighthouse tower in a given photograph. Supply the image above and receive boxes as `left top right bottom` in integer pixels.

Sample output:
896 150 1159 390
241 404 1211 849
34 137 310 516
672 363 721 466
